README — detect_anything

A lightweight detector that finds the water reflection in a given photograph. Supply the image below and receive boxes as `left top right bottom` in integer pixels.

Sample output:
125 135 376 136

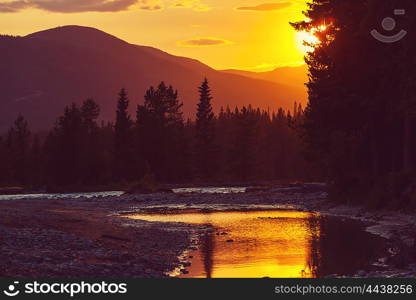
0 191 124 201
306 215 385 277
127 210 385 278
201 231 214 278
172 187 246 194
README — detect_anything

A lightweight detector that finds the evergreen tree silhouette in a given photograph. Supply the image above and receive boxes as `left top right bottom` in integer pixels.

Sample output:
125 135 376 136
45 104 84 187
195 78 216 180
0 136 6 184
6 115 31 185
114 88 134 181
137 82 185 181
291 0 416 207
229 106 257 181
81 99 102 184
82 98 100 134
44 99 113 188
0 83 309 188
29 134 43 188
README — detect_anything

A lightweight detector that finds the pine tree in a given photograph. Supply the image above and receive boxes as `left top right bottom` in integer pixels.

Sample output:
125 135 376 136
227 106 257 181
29 134 43 187
45 104 84 187
195 78 216 180
114 88 134 181
81 98 102 184
137 82 185 181
0 136 6 185
81 98 100 134
6 115 31 185
291 0 416 206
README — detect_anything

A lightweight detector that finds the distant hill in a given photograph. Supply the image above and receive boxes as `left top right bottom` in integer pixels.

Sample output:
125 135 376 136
222 65 308 95
0 26 306 131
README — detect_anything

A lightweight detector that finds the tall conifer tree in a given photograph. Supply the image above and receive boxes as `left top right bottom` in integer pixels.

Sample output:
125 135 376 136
6 115 31 185
114 88 134 181
195 78 216 180
137 82 185 181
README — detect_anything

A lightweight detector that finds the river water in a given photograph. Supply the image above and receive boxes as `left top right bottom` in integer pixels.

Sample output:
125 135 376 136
128 210 386 278
0 191 124 201
0 186 242 200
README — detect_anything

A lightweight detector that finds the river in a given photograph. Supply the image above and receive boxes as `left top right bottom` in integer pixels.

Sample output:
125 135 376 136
128 209 386 278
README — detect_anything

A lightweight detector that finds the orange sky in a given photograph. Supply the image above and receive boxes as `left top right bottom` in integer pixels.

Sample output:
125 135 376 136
0 0 308 71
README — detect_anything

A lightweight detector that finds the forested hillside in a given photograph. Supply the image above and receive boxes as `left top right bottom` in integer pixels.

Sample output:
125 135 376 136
293 0 416 208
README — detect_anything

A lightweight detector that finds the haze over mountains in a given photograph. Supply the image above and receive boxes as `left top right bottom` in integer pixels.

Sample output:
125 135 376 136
0 25 307 131
222 65 308 92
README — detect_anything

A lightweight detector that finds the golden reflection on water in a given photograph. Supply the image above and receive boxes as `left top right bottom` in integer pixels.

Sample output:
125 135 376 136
128 210 320 278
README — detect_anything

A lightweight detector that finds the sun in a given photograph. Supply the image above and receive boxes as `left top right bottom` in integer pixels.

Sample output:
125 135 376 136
296 31 319 54
295 25 327 54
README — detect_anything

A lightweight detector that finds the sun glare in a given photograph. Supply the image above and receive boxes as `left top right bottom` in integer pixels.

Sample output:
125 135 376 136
296 25 327 54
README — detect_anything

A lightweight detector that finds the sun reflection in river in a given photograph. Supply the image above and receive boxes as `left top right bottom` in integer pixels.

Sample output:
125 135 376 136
127 209 386 278
128 210 318 278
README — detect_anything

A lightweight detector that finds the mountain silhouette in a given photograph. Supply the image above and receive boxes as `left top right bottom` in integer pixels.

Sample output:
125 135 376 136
0 25 306 130
222 65 308 92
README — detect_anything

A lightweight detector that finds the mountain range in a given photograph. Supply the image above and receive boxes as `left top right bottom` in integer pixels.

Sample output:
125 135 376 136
222 65 308 91
0 25 307 131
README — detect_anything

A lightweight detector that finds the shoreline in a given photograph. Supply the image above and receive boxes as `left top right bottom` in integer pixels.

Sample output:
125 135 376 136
0 187 415 278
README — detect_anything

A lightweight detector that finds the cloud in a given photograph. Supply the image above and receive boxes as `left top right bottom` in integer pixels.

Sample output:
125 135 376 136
0 0 30 12
178 37 233 47
138 0 162 11
0 0 210 13
236 2 292 12
0 0 143 13
172 0 210 11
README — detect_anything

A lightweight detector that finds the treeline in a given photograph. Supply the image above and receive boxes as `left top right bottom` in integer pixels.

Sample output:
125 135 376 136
292 0 416 209
0 79 307 190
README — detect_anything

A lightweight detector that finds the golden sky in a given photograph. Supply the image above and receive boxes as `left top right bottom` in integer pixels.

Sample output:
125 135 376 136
0 0 308 71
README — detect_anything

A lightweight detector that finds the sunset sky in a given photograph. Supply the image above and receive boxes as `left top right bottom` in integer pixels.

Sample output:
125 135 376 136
0 0 308 71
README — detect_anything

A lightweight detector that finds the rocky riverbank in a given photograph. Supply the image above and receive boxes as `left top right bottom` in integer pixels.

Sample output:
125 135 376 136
0 185 415 278
0 197 198 278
